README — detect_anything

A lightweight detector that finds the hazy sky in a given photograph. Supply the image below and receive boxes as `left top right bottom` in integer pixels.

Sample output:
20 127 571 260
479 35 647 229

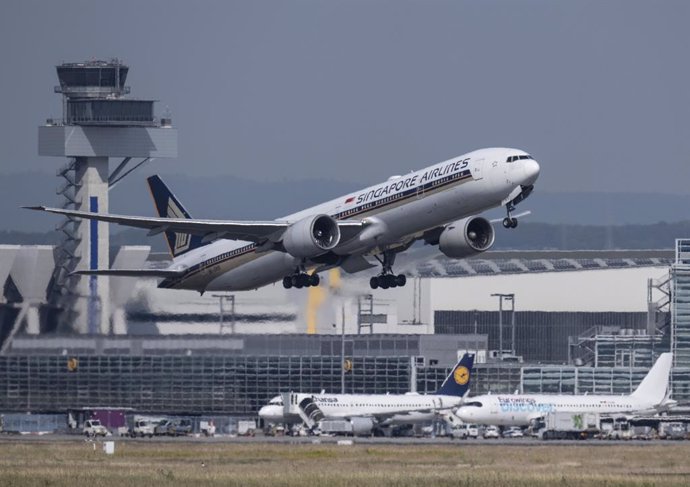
1 0 688 194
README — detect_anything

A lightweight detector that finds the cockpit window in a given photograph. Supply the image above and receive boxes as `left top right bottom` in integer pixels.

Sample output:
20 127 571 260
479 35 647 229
506 155 533 163
269 397 283 405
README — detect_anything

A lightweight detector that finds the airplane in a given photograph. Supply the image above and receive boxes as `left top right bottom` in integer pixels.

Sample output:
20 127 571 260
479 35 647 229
26 147 540 291
259 353 475 434
453 352 674 427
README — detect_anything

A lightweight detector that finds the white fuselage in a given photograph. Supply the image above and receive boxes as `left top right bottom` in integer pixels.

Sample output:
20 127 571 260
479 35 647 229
160 147 539 291
259 392 465 425
454 393 661 427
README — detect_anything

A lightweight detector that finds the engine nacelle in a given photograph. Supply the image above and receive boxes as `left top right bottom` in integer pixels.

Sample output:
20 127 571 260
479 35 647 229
282 214 341 258
350 417 376 436
438 216 495 259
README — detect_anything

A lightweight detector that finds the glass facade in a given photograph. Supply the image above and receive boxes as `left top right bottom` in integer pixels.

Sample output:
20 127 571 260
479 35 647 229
417 363 522 395
671 266 690 368
0 355 412 415
435 311 649 363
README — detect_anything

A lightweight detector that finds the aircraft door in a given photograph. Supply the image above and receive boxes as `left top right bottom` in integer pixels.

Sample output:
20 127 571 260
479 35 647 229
471 158 484 180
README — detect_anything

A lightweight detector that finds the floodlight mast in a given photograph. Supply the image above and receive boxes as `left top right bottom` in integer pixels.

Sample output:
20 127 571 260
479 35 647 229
491 293 515 360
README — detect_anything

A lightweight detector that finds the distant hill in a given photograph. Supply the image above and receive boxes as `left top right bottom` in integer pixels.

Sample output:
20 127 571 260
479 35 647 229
2 220 688 252
3 171 689 235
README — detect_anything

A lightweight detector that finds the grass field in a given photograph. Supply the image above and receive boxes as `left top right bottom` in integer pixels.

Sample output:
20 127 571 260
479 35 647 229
1 440 689 486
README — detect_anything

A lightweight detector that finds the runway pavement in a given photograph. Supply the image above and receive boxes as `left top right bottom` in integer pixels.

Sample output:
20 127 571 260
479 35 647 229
0 433 679 447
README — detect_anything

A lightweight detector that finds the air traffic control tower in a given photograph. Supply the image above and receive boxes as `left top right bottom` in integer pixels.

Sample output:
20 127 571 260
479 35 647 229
38 59 177 334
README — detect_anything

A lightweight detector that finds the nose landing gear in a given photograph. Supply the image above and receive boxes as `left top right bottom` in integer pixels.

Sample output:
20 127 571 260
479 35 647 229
370 251 407 289
502 203 518 229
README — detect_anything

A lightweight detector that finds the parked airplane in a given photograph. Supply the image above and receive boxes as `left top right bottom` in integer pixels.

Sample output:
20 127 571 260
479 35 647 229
453 353 674 427
259 353 475 433
27 147 539 291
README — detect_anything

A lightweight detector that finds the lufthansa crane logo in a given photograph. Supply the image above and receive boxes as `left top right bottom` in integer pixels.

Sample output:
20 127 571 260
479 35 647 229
454 366 470 385
67 357 79 372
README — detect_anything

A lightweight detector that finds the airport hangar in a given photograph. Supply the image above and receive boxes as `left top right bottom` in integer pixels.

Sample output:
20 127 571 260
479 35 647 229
0 59 689 427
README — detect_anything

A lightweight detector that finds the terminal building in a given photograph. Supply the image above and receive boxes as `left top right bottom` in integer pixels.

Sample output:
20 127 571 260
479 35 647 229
0 241 687 418
0 59 688 424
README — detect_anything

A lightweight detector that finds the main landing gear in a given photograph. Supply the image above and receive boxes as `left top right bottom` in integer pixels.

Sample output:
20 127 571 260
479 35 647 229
370 251 407 289
502 203 518 229
282 271 320 289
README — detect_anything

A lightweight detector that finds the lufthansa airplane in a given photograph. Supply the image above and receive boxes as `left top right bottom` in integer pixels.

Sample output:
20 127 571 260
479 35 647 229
453 353 674 427
27 147 539 292
259 353 474 434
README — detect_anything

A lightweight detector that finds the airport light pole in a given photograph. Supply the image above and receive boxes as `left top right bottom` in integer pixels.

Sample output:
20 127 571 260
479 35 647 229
341 304 346 394
212 294 235 334
491 293 515 360
333 304 347 394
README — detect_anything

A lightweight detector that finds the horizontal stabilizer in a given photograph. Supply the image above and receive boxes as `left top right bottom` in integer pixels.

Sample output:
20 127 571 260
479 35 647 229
70 269 183 278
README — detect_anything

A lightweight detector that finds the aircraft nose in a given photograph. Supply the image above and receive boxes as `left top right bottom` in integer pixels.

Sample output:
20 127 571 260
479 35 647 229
258 406 270 418
521 159 540 186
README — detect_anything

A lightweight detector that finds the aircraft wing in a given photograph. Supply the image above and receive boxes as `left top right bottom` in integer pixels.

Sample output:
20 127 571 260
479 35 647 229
24 206 365 245
71 269 183 277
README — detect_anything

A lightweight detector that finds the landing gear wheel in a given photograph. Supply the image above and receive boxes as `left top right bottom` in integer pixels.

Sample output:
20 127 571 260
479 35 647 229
371 251 408 289
503 217 518 229
285 271 320 289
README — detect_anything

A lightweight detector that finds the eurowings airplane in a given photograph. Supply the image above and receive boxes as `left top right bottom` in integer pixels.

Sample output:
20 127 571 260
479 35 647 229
453 353 674 427
259 353 475 434
27 148 539 291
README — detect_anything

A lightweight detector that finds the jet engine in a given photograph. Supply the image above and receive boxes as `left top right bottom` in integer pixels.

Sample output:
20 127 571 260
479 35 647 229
438 216 495 259
350 417 376 436
282 214 341 258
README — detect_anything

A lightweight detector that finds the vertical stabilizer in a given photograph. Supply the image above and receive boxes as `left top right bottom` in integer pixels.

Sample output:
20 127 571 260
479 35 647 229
630 352 673 404
435 353 475 397
147 175 209 258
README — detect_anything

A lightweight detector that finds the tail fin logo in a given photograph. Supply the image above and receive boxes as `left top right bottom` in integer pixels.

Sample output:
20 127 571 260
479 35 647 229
166 198 190 254
454 366 470 386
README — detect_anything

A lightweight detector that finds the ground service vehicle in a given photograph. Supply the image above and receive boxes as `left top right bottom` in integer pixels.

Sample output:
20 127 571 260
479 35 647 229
167 419 193 436
83 419 108 437
131 419 156 438
502 426 524 438
200 420 216 437
537 412 600 440
660 422 686 440
154 419 172 436
483 425 500 439
450 423 479 440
